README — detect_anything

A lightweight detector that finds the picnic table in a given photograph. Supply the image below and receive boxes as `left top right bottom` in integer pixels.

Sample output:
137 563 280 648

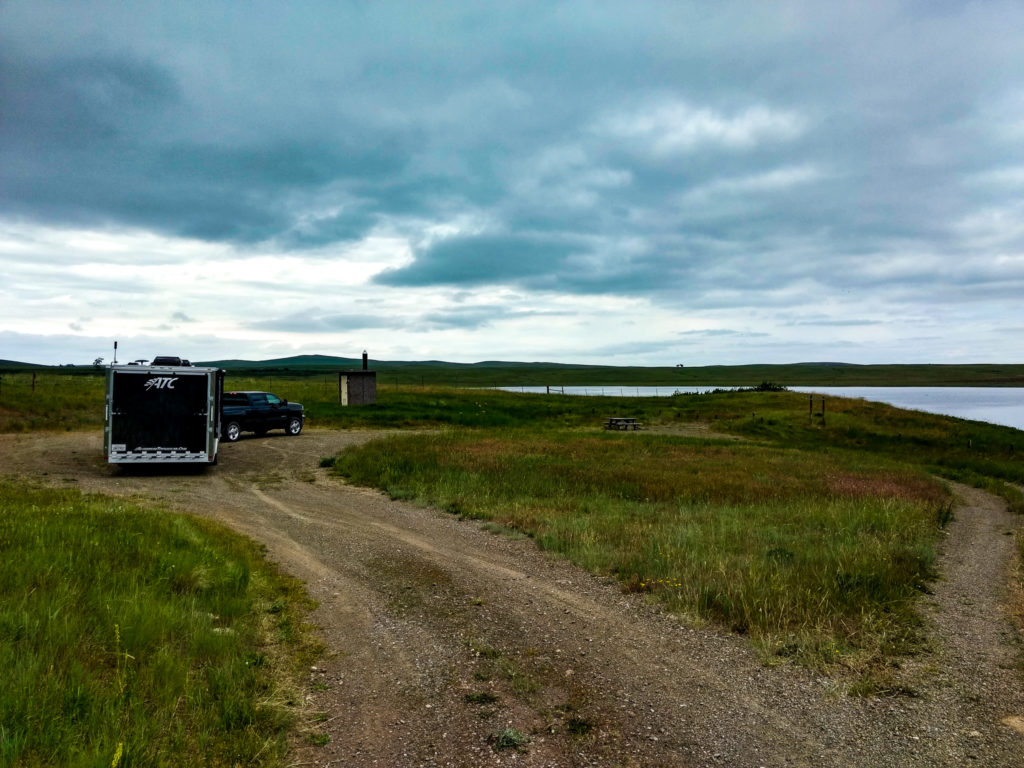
604 417 643 431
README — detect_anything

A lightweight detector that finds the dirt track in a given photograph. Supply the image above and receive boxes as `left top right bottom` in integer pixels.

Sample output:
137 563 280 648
2 429 1023 767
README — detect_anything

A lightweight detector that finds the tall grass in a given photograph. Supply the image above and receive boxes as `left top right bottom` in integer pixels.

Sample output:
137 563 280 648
0 374 105 433
719 391 1024 511
332 430 950 669
0 481 318 768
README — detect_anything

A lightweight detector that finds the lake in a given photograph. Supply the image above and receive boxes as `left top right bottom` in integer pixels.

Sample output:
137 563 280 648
497 385 1024 432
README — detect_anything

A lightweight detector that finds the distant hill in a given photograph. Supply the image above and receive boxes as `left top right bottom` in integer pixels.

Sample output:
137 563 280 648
196 354 599 371
0 359 49 369
199 354 363 369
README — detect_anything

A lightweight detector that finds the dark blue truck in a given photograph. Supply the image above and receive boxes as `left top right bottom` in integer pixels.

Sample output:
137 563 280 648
221 391 304 442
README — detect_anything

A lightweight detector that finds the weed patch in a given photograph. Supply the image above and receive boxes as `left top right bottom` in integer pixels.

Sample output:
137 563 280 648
489 727 530 753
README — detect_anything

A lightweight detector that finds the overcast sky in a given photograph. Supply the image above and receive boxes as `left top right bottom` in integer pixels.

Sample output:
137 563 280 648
2 1 1023 366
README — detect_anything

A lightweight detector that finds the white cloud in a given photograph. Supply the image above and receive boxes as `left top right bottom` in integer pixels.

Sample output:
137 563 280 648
508 143 632 211
950 203 1024 249
599 99 807 156
680 165 824 203
968 166 1024 187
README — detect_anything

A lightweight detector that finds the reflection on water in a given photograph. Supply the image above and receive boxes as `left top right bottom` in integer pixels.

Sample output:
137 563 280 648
496 385 1024 432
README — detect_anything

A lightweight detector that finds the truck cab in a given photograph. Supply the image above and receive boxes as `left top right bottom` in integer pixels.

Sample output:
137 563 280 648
221 391 304 441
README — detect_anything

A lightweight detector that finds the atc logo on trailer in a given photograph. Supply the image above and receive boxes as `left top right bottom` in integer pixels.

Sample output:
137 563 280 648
104 357 224 465
144 376 178 391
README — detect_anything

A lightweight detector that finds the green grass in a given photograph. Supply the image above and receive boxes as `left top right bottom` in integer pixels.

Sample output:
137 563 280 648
332 429 951 670
0 480 319 768
0 374 107 433
489 727 530 753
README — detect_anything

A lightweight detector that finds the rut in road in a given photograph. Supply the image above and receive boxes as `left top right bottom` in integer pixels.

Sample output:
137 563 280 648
1 430 1022 767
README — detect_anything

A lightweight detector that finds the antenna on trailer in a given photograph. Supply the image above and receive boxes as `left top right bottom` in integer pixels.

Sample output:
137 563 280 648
113 340 118 364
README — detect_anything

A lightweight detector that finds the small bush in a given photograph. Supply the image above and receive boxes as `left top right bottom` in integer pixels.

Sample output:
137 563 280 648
489 727 530 752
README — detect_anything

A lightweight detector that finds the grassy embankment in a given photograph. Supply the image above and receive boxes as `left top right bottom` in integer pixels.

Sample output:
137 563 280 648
0 481 323 767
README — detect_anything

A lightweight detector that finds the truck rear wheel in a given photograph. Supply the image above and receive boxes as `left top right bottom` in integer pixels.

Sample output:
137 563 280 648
286 416 303 436
225 421 241 442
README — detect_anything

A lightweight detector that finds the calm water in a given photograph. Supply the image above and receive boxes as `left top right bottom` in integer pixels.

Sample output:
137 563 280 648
497 385 1024 432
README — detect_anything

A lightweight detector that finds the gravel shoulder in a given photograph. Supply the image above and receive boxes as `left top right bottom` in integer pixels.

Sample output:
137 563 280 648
2 429 1022 767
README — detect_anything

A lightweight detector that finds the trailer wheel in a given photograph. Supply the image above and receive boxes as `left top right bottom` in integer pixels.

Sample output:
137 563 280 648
286 416 303 436
225 421 242 442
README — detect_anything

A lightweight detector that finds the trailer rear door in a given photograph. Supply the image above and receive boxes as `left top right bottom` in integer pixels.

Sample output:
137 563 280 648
107 366 221 463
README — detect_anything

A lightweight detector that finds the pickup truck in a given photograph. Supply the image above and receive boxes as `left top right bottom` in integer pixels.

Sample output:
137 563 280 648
221 391 304 442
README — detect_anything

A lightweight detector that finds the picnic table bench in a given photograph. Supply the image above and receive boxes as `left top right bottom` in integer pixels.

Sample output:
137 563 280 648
604 417 643 431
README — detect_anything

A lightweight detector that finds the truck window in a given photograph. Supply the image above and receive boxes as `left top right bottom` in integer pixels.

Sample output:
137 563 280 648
266 394 282 405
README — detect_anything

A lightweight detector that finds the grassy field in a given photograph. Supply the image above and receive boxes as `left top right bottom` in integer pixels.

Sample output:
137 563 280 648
2 373 1020 509
1 371 1021 686
1 372 1021 516
0 481 321 768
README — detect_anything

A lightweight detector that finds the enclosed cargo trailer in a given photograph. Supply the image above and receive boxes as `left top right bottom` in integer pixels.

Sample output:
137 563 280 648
104 362 224 464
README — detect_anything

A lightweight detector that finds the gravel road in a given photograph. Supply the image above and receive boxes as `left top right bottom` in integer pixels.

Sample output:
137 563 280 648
2 429 1022 767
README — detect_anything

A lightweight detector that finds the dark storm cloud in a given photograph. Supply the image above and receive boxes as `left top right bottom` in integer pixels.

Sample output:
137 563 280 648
0 51 180 148
0 40 408 245
3 0 1024 315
